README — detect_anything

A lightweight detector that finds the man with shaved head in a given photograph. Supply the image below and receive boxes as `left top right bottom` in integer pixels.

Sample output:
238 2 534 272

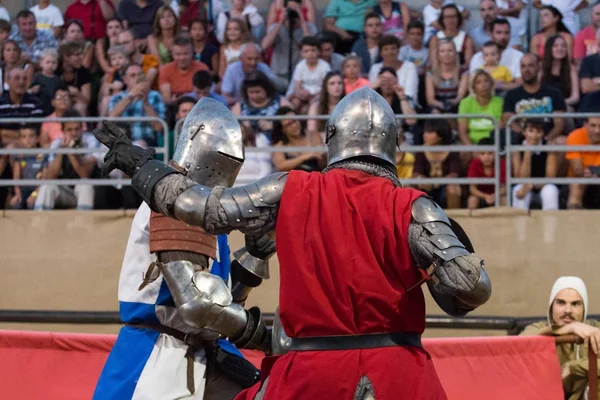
0 68 44 146
521 276 600 400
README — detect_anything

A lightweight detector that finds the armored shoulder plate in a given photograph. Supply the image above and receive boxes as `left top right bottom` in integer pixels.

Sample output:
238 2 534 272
219 172 288 229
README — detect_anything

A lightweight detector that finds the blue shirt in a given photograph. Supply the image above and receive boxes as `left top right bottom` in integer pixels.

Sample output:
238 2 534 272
221 61 276 104
108 90 166 147
10 29 58 64
184 91 228 107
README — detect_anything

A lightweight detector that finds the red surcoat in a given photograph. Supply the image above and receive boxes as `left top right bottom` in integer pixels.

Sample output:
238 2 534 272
236 169 447 400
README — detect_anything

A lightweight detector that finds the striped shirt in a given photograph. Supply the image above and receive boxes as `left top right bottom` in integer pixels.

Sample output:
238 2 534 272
0 92 44 131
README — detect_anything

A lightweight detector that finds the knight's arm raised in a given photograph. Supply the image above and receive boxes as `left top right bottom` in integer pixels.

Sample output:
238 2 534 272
407 197 492 317
132 160 288 235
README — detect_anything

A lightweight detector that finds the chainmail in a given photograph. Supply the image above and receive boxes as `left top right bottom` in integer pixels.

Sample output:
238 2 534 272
322 159 402 187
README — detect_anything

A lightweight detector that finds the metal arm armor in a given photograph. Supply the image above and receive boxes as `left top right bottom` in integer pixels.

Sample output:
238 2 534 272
230 234 276 303
408 197 491 316
160 260 270 351
172 172 288 236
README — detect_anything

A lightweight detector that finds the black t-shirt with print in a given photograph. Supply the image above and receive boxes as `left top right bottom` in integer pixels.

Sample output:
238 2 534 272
503 84 566 135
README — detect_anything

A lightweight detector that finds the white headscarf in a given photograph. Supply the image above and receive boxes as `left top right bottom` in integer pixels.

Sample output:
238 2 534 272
547 276 588 326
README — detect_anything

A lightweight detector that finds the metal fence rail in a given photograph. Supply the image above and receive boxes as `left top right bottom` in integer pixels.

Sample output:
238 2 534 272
3 309 599 336
0 116 169 157
2 114 502 204
6 112 600 208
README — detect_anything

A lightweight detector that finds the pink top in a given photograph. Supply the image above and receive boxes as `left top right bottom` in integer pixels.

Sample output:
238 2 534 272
535 32 571 58
344 77 370 94
41 112 88 143
574 26 597 59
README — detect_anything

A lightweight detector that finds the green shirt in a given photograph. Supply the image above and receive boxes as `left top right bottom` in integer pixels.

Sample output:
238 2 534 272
458 96 503 143
324 0 377 33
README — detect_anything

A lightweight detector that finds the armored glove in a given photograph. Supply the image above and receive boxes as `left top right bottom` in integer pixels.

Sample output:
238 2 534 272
245 233 276 260
93 121 155 177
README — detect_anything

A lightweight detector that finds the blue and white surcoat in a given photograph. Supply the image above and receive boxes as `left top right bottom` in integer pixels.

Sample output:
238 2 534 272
93 204 243 400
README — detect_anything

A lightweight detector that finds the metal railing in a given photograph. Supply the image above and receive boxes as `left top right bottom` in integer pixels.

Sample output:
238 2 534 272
0 116 169 187
2 308 600 335
505 112 600 206
2 113 503 204
10 112 600 209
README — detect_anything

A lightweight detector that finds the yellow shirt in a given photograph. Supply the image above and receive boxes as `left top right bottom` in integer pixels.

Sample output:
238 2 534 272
396 152 415 179
482 65 512 83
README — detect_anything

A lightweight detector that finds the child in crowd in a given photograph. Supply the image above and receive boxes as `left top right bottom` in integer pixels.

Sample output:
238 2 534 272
479 41 513 91
342 54 370 94
98 46 128 116
512 119 559 210
395 131 415 179
423 0 468 43
162 95 197 159
176 95 197 122
218 18 250 78
287 36 331 114
29 49 61 115
0 19 10 44
40 86 87 147
10 124 46 210
319 33 344 71
399 19 429 76
30 0 64 38
106 45 128 94
189 19 220 74
467 137 506 209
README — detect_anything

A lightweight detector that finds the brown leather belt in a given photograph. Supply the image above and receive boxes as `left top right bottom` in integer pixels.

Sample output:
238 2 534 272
289 332 422 351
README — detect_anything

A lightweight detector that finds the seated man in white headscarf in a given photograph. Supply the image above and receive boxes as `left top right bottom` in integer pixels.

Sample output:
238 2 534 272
520 276 600 400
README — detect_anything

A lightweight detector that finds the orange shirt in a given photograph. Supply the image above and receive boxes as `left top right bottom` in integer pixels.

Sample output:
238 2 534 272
566 127 600 169
141 54 159 74
344 77 370 94
158 61 209 96
140 54 160 89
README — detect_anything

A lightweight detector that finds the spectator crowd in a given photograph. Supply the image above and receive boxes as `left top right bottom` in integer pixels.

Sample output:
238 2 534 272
1 0 600 210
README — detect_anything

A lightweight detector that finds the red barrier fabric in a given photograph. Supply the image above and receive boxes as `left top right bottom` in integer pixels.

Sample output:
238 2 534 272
0 330 564 400
425 336 564 400
0 330 115 400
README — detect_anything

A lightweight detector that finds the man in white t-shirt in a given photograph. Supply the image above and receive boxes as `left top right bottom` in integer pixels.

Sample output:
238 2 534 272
534 0 587 35
469 18 523 91
30 0 64 38
287 36 331 114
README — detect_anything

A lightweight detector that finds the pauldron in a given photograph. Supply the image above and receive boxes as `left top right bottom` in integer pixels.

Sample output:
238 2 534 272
171 172 288 235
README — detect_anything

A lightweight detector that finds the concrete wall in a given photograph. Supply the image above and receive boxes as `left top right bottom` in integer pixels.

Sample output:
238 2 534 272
0 208 598 336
